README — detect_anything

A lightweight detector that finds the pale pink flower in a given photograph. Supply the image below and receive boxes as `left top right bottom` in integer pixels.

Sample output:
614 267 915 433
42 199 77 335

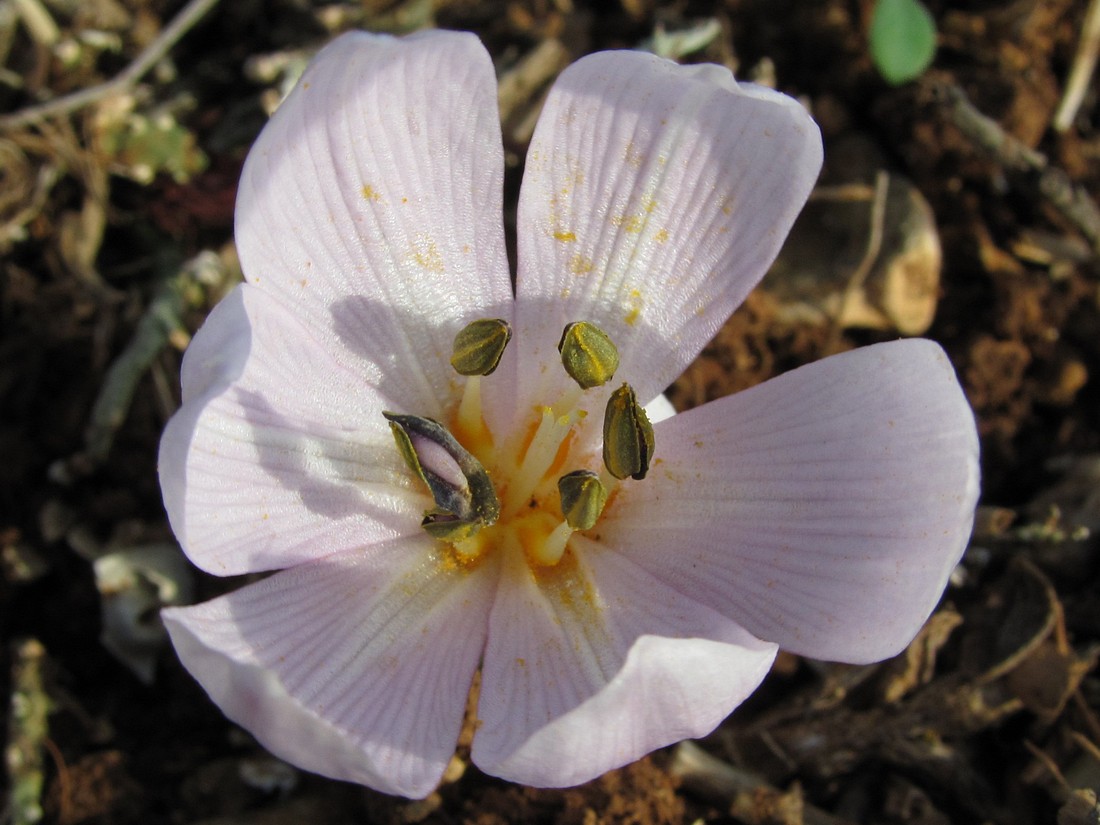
159 30 980 798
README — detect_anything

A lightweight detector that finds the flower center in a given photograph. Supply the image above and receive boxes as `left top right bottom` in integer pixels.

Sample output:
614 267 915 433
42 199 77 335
384 320 654 570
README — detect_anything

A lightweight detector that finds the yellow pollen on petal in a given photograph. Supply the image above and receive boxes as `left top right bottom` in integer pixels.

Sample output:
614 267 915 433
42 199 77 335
531 547 602 618
624 289 644 326
553 230 577 242
623 141 644 168
411 237 444 273
569 254 594 275
612 214 644 234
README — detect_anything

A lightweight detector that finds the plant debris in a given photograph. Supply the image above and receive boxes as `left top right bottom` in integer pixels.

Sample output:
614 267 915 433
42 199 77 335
3 0 1100 822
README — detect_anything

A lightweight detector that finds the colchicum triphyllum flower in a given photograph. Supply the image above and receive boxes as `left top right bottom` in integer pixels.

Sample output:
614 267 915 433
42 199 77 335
159 30 980 798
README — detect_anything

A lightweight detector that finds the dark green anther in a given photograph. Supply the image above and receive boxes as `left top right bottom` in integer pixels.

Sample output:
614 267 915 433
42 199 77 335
602 383 654 480
558 321 620 389
383 412 500 538
421 510 486 542
557 470 608 530
451 318 512 376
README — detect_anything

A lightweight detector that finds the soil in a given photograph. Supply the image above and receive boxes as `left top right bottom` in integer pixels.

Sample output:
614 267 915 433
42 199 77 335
3 0 1100 823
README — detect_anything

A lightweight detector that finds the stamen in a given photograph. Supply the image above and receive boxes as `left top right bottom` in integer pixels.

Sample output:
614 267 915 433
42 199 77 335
383 411 500 536
421 510 484 542
558 470 607 530
505 406 577 516
558 321 620 389
550 383 584 420
451 318 512 376
389 320 647 569
452 531 487 562
453 374 492 455
602 383 655 480
531 519 574 567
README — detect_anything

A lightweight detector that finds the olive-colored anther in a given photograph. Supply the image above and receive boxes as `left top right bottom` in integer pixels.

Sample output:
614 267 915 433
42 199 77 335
602 383 654 480
383 412 500 535
557 321 620 389
451 318 512 376
557 470 608 531
421 510 485 542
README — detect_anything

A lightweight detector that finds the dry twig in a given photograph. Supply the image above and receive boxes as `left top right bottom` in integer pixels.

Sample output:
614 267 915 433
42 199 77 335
0 0 221 131
1054 0 1100 132
929 78 1100 255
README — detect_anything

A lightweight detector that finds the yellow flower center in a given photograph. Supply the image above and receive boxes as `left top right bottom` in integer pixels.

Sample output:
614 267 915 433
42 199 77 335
449 378 596 568
386 319 653 571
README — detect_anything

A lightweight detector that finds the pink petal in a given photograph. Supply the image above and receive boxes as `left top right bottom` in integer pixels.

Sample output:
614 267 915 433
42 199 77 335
236 30 512 419
162 537 498 798
600 339 980 664
160 286 428 575
510 51 822 411
471 543 777 787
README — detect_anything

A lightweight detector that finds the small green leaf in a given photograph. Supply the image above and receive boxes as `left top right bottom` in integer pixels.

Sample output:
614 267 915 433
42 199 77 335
95 105 208 184
869 0 937 85
602 383 655 481
558 321 620 389
558 470 608 530
451 318 512 376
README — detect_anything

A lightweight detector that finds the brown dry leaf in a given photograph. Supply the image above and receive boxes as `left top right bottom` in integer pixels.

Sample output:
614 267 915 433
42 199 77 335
963 558 1059 682
877 608 964 703
961 555 1096 722
767 167 943 335
1028 454 1100 535
1005 640 1098 722
731 783 805 825
1058 789 1100 825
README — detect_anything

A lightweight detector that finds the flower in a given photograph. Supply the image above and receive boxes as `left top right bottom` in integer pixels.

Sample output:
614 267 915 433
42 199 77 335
159 30 980 799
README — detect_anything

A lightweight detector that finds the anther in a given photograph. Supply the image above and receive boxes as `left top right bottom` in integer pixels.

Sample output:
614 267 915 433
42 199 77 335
451 318 512 376
602 383 654 480
383 412 500 538
558 321 620 389
557 470 608 530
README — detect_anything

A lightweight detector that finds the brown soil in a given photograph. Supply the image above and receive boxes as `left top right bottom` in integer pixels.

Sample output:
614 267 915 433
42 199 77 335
3 1 1100 823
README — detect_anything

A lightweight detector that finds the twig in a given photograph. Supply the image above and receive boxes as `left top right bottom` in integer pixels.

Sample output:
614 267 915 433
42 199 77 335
41 738 72 825
10 0 60 47
930 78 1100 255
78 252 224 469
840 170 890 304
1054 0 1100 132
6 639 51 825
670 742 852 825
81 273 187 464
497 38 570 124
1024 739 1071 794
47 251 223 483
932 80 1045 173
0 0 221 131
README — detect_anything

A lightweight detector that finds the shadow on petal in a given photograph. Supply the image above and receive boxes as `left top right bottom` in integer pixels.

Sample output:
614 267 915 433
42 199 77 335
235 387 411 524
